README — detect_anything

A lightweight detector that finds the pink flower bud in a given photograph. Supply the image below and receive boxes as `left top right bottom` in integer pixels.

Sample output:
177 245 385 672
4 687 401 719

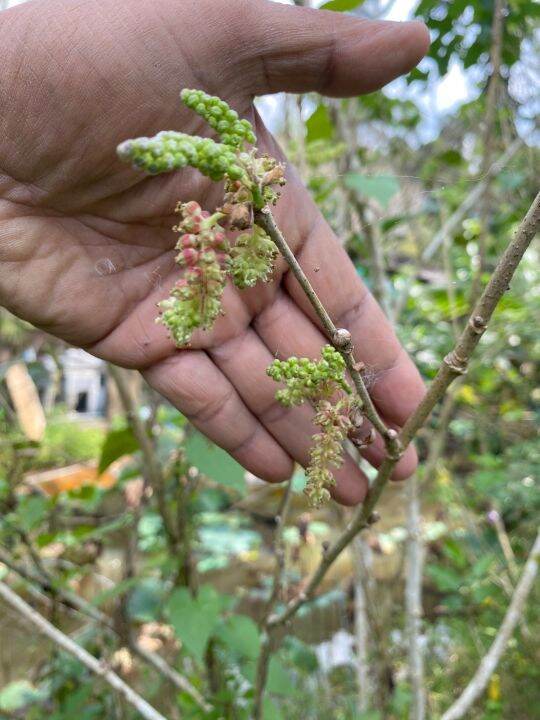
201 210 211 218
183 201 201 215
182 248 199 265
181 234 196 248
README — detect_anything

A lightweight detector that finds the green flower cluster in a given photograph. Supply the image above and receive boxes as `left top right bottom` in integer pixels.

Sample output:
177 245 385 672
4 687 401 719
229 225 278 289
267 345 350 407
306 400 353 507
116 89 284 346
157 201 280 346
181 88 256 148
117 131 246 182
158 267 224 347
157 202 228 346
268 346 354 506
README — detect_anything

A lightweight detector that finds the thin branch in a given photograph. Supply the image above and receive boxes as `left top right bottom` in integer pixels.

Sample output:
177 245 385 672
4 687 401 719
398 190 539 448
253 479 294 720
406 474 426 720
255 207 401 459
441 530 540 720
108 365 178 548
469 0 506 305
268 190 539 628
352 536 373 712
0 580 168 720
0 547 211 711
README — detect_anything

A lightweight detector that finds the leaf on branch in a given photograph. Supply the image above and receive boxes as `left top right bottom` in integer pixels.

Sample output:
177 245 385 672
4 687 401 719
219 614 260 659
185 430 246 492
98 426 139 474
344 173 400 209
305 104 334 144
166 585 231 662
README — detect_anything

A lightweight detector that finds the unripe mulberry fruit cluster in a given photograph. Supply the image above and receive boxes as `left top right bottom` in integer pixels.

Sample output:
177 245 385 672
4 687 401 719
267 345 350 407
117 131 246 182
181 88 257 148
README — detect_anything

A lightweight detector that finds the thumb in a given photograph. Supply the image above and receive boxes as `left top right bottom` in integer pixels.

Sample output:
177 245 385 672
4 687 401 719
242 1 430 97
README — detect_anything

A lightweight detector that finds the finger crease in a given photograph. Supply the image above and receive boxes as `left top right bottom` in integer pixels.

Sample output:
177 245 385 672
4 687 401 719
190 386 235 424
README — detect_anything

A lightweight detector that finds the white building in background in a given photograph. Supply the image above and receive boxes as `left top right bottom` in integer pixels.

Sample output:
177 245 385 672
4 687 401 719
61 349 107 416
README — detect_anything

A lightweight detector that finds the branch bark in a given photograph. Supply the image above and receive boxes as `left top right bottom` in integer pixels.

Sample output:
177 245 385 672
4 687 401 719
0 546 210 711
255 207 401 459
267 190 539 629
253 479 294 720
469 0 506 305
352 536 373 712
108 365 179 551
0 580 168 720
406 474 426 720
441 530 540 720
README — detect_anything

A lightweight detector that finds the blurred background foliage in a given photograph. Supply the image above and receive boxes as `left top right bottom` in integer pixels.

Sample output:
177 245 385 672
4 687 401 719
0 1 538 719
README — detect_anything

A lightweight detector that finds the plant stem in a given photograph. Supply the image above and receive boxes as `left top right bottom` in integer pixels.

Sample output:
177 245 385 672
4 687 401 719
0 546 210 711
255 207 401 458
268 190 539 628
108 365 179 549
406 474 426 720
469 0 506 305
441 530 540 720
0 580 168 720
253 479 294 719
352 536 373 711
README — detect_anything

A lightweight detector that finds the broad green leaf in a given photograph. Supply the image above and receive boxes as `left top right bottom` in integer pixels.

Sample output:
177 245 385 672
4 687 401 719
344 173 400 209
186 430 245 491
98 426 139 474
266 657 298 697
305 104 334 144
220 615 260 659
321 0 365 11
166 584 228 662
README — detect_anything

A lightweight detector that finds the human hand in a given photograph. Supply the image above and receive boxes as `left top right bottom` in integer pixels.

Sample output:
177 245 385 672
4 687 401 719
0 0 429 503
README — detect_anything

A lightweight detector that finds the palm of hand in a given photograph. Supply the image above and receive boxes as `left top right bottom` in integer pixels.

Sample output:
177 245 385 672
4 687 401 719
0 0 428 504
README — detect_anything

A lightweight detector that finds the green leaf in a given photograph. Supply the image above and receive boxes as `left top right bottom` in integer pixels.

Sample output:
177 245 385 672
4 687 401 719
0 681 43 712
186 430 245 491
305 104 334 144
263 697 285 720
266 657 298 697
344 173 400 209
426 564 463 592
321 0 365 11
17 494 50 532
220 615 260 659
98 426 139 474
166 585 229 662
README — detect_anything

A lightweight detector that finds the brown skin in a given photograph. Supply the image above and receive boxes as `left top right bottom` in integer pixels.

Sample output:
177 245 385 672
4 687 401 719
0 0 429 504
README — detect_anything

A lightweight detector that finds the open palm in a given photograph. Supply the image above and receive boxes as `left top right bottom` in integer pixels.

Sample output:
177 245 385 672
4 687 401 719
0 0 429 504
